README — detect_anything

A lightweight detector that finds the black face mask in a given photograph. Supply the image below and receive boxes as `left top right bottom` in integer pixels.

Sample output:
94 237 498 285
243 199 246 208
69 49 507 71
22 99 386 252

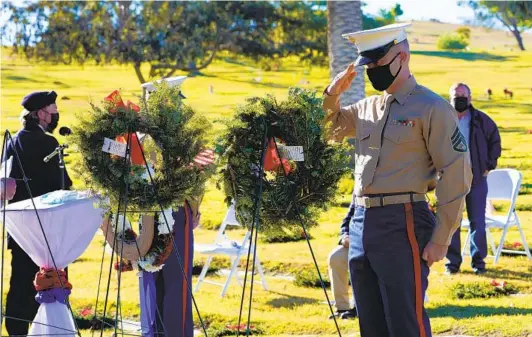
453 97 469 112
366 53 402 91
46 113 59 133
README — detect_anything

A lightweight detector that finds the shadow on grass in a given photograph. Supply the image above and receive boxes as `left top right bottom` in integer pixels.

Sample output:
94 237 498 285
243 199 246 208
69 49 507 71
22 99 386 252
213 75 290 89
6 75 45 82
457 268 532 282
428 305 532 318
411 50 515 62
53 80 71 88
265 290 321 308
74 316 116 330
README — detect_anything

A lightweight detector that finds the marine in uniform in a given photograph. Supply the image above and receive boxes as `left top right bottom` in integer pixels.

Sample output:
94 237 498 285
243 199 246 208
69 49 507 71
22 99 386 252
3 91 72 336
322 23 472 337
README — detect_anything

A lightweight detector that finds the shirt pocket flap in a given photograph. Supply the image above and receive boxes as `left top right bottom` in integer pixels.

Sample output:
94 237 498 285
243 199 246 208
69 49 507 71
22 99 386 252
384 126 417 144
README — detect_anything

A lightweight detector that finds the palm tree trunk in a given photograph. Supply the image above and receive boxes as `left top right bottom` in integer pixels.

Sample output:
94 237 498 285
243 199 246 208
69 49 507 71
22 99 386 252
327 0 365 106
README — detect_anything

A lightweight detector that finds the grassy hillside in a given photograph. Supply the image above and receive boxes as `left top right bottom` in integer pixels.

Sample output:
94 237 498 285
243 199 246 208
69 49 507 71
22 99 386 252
1 20 532 337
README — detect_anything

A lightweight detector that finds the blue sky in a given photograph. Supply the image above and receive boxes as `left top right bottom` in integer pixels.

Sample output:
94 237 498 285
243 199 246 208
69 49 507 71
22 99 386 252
363 0 477 25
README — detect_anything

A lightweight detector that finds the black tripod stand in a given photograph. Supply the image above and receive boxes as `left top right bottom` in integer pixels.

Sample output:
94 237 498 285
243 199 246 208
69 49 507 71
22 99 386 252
234 114 343 337
91 131 209 337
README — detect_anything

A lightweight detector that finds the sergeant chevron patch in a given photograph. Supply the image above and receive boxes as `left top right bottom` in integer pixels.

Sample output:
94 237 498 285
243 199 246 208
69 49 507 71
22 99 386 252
451 126 468 153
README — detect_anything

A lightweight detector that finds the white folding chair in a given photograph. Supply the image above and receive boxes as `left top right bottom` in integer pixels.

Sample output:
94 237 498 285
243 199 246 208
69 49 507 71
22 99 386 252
461 169 532 264
194 202 268 297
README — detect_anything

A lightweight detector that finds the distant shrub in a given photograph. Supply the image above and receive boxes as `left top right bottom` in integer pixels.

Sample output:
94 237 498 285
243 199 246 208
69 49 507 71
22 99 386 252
258 58 282 71
516 204 532 212
293 268 330 288
437 33 469 50
200 219 221 230
456 27 471 40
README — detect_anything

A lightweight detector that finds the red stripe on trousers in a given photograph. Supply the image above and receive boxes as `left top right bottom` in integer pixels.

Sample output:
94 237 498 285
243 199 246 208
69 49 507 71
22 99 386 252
404 202 427 337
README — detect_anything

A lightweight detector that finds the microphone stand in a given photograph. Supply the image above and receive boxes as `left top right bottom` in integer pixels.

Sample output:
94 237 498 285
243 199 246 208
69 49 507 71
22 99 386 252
43 144 69 190
58 145 68 190
43 142 70 279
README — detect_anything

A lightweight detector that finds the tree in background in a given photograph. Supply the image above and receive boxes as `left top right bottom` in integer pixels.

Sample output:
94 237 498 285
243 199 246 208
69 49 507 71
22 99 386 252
362 2 404 29
327 1 365 105
461 0 532 51
456 26 471 40
1 1 403 85
0 1 316 83
276 1 328 66
437 33 469 50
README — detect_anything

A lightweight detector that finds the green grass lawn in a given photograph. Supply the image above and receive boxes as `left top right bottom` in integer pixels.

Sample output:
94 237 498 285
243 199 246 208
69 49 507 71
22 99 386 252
1 21 532 336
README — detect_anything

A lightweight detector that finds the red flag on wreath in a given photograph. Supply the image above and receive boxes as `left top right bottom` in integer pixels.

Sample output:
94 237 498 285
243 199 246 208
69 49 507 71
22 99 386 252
104 90 145 166
126 100 141 113
264 138 291 174
104 90 126 113
115 133 145 166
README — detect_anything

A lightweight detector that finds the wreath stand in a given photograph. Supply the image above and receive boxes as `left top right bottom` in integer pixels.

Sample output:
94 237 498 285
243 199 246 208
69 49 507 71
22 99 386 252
232 115 343 337
90 131 209 337
0 130 87 337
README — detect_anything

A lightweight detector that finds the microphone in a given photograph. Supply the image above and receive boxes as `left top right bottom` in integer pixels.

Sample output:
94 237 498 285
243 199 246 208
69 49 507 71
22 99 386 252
43 149 59 163
59 126 72 136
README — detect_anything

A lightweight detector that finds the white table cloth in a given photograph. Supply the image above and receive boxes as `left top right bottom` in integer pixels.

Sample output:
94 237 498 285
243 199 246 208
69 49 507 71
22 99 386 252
2 190 104 336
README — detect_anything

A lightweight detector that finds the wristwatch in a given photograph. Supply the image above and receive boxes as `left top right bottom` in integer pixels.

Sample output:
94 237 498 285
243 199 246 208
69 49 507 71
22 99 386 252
324 86 338 97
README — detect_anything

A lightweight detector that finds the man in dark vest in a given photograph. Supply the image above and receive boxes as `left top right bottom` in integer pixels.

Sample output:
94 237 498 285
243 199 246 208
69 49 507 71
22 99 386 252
3 91 72 336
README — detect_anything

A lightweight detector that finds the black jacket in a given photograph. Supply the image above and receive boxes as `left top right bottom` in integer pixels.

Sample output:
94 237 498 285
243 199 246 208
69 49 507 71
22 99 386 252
468 105 502 185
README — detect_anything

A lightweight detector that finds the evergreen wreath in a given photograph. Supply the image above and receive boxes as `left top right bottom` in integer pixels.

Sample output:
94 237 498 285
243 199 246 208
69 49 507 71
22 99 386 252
73 83 212 211
215 87 351 235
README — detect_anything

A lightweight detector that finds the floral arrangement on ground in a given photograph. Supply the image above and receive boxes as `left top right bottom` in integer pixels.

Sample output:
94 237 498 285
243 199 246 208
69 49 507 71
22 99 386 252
449 280 520 299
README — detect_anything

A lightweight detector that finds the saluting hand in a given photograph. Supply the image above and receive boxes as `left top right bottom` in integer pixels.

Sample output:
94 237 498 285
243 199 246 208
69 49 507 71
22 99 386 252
422 241 448 267
327 64 357 96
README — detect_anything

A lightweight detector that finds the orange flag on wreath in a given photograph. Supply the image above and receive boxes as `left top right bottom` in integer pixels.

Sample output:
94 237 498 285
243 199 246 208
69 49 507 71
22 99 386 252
115 133 145 166
105 90 145 166
264 138 291 174
104 90 126 113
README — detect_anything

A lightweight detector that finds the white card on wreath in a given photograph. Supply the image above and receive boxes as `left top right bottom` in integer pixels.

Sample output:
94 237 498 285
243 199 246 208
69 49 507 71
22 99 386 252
278 145 304 161
102 138 127 157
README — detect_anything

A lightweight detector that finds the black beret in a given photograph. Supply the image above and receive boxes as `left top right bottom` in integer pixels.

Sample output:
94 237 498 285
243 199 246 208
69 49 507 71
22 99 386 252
21 91 58 112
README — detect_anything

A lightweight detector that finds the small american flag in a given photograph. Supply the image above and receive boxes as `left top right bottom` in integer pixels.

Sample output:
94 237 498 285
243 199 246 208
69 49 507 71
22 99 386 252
191 149 215 169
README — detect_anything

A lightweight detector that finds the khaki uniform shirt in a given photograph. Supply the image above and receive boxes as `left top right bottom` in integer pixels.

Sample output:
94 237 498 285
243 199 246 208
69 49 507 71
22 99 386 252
323 75 472 246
